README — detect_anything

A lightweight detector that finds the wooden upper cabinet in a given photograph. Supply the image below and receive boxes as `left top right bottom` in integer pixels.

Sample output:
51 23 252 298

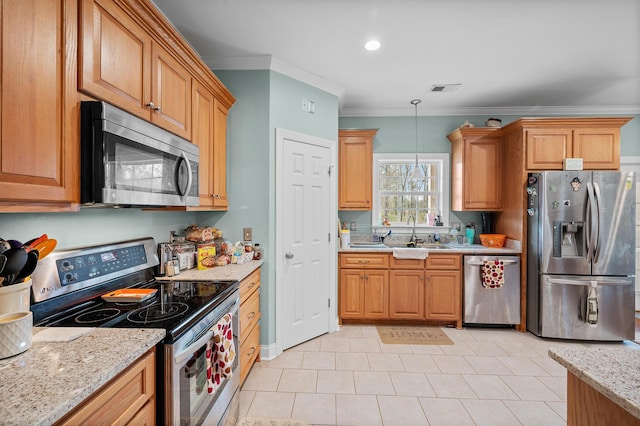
0 0 79 211
338 129 377 210
211 99 229 209
80 0 191 140
447 128 502 211
518 118 632 171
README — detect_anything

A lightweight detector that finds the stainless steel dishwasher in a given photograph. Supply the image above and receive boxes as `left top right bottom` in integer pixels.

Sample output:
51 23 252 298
464 255 521 325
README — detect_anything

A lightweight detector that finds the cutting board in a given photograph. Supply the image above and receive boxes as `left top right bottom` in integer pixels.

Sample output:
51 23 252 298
32 327 95 342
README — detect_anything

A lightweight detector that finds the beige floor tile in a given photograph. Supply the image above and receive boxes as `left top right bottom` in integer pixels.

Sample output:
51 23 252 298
379 342 414 353
464 339 509 356
354 371 395 395
461 399 520 426
241 367 282 391
267 350 304 369
500 375 562 401
336 394 382 426
431 354 476 374
238 390 255 418
301 351 336 370
389 372 435 397
439 340 476 356
360 325 380 338
537 375 567 401
245 391 295 418
441 327 477 342
277 369 318 393
335 325 366 338
498 356 550 376
377 395 428 426
462 374 519 400
292 393 336 425
426 373 477 399
409 344 445 355
316 370 355 394
287 338 321 352
464 355 512 375
504 400 566 425
546 401 568 421
419 397 475 426
335 352 370 371
530 356 569 377
348 337 381 352
398 353 439 373
367 353 405 371
319 336 351 352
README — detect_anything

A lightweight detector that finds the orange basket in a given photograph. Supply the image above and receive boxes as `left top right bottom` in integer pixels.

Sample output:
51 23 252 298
479 234 506 248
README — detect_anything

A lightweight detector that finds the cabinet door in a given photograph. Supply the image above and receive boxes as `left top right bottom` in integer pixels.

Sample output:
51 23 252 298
192 80 215 208
79 0 151 119
425 270 461 321
364 270 389 319
389 270 424 319
339 269 365 319
0 0 79 210
211 99 229 209
525 129 572 170
338 130 375 210
151 44 191 140
573 128 620 170
463 138 502 210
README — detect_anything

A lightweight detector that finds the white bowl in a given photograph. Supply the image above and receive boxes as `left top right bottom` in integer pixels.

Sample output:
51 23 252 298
0 311 32 359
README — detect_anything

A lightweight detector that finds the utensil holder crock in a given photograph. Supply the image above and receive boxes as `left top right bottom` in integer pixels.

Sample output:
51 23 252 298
0 279 31 314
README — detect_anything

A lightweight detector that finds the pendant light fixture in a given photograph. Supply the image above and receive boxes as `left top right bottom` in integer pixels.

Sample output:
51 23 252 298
410 98 422 179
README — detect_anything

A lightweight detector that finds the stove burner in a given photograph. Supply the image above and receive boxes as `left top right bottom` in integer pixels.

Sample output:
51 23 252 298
126 302 189 324
75 308 122 324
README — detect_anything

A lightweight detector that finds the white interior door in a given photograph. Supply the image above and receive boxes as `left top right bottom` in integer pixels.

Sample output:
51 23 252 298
276 128 337 352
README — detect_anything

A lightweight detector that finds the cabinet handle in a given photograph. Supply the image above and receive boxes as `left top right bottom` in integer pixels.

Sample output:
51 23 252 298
247 347 256 356
247 282 256 289
285 252 294 259
247 312 256 320
146 102 155 109
154 105 162 112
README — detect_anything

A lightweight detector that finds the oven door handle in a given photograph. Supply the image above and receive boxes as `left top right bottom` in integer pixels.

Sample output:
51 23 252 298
174 328 216 366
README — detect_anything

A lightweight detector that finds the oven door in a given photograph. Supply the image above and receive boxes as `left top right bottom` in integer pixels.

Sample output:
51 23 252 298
168 291 240 426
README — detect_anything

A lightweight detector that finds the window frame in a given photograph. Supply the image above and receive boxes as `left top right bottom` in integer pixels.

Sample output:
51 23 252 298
372 152 450 233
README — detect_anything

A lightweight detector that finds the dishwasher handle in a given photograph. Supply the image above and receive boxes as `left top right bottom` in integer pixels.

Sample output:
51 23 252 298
466 259 518 266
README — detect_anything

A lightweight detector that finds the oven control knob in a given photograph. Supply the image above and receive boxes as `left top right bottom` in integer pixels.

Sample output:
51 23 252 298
64 272 75 283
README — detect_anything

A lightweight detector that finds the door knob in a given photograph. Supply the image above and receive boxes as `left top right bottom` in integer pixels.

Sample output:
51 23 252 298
285 252 294 259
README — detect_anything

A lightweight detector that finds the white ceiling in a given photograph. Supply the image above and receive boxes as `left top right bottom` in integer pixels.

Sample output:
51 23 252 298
151 0 640 117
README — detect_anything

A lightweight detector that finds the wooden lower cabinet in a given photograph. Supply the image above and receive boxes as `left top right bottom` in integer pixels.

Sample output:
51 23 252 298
56 348 156 425
239 267 261 385
339 253 462 328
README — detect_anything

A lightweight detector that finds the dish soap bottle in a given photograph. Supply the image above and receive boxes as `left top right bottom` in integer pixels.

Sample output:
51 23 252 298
465 223 475 244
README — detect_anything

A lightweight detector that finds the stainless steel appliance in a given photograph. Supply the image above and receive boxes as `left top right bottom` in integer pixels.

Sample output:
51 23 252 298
30 238 239 425
527 171 636 341
80 101 199 207
464 255 521 325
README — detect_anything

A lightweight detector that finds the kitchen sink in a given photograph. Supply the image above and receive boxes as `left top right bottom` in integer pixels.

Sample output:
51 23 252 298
349 242 387 249
385 242 452 249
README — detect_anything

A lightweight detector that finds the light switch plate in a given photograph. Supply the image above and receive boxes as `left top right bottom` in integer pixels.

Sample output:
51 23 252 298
243 227 252 241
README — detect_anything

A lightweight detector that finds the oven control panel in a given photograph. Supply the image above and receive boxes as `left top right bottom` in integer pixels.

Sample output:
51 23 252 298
57 244 148 286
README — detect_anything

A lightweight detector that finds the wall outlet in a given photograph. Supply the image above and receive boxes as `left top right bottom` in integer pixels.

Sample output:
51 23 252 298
243 227 252 241
350 221 356 231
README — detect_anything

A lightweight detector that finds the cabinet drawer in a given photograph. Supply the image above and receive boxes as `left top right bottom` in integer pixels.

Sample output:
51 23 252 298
426 254 461 270
340 253 389 269
240 320 260 384
57 348 155 425
390 257 425 269
240 268 261 304
240 289 261 337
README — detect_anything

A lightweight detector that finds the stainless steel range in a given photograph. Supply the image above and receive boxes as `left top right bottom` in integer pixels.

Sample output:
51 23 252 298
30 237 240 426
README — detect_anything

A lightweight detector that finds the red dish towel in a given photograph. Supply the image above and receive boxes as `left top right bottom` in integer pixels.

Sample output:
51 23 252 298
205 313 236 394
482 260 505 289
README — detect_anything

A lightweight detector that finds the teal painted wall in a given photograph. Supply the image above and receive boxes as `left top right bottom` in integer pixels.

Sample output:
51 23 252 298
214 70 339 346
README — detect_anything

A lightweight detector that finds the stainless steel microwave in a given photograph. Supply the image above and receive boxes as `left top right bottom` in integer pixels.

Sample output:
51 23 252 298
80 101 199 207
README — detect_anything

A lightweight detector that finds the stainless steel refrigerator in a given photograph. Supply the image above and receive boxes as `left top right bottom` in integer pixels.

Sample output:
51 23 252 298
527 171 636 341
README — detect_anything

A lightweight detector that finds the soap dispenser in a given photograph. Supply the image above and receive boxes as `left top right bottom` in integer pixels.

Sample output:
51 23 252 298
465 223 475 244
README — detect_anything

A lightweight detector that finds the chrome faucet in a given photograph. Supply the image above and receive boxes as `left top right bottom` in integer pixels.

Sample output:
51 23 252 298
407 215 417 246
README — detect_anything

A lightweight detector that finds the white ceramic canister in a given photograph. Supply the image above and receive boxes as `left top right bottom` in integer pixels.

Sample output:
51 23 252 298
340 230 350 248
0 279 32 315
0 311 32 359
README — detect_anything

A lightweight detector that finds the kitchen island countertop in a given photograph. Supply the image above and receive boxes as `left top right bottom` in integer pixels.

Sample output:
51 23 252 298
156 259 263 282
549 344 640 420
0 327 165 426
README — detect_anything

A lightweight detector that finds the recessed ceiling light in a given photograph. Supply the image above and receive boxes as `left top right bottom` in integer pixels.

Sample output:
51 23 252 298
364 40 381 51
429 83 461 92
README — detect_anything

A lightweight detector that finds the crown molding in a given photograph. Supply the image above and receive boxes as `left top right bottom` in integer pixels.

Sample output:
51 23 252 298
339 105 640 117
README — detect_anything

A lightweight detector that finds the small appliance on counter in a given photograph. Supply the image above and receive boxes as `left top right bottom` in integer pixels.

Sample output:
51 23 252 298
526 171 636 341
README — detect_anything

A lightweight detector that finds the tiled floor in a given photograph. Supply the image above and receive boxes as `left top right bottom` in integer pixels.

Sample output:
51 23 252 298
239 324 638 425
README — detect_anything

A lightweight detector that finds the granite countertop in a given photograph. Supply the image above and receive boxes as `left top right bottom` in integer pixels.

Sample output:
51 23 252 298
339 244 521 255
0 327 165 426
156 259 263 282
549 345 640 420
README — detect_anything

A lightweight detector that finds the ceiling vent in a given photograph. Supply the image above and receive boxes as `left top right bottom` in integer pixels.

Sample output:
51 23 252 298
429 84 461 93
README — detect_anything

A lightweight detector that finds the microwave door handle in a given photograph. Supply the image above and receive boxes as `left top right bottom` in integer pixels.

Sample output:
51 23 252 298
177 151 193 198
174 328 215 366
592 182 602 263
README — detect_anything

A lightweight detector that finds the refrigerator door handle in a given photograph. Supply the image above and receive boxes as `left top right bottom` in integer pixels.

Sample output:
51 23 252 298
546 277 632 286
592 182 603 263
585 182 598 263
